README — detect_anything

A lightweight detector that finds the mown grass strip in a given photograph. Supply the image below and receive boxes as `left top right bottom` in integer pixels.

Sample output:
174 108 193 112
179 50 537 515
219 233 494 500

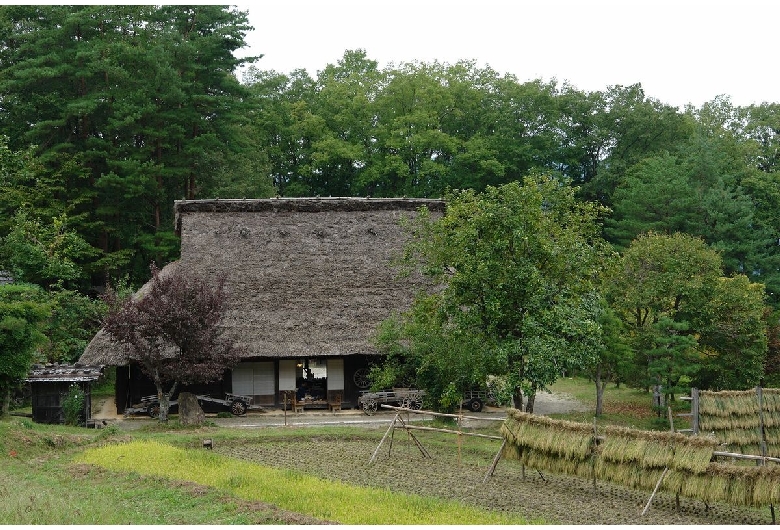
76 440 533 525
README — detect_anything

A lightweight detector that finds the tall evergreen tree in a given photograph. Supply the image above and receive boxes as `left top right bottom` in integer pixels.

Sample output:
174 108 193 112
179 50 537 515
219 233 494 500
0 5 257 286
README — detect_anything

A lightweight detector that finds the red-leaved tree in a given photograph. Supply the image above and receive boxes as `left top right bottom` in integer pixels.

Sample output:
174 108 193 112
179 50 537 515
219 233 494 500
102 263 241 421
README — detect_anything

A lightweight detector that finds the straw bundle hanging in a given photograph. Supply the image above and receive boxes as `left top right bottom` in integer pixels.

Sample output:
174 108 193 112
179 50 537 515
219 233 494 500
524 449 592 478
500 410 594 460
499 405 780 509
670 437 716 474
761 388 780 415
751 466 780 506
640 438 674 468
594 460 632 488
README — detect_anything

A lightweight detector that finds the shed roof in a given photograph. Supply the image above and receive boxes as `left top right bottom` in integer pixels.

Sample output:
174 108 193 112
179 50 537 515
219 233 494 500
81 197 444 366
26 364 103 383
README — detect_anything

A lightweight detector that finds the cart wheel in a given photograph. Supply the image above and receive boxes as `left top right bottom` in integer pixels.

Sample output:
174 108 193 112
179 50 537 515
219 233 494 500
353 368 371 389
147 404 160 418
230 400 247 416
362 399 377 415
400 397 411 409
468 398 483 413
410 399 423 410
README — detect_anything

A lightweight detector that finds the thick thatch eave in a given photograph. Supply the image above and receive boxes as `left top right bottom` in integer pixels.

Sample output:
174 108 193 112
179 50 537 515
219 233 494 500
174 197 446 236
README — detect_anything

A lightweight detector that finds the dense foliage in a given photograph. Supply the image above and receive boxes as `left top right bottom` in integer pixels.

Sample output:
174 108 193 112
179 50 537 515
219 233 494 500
0 5 261 287
0 283 49 416
0 6 778 404
375 177 613 412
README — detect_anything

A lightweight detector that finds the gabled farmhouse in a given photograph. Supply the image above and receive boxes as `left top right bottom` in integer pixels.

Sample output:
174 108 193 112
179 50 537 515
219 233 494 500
80 197 444 413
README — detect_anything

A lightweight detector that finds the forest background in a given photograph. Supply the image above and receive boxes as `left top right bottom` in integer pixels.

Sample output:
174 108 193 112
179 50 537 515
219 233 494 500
0 6 779 410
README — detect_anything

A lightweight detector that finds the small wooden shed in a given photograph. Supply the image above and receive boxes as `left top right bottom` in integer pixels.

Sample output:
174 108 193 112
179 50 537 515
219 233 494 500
25 364 103 424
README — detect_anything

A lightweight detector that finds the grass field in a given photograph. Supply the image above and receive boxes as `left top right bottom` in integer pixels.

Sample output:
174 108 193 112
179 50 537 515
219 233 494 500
549 376 693 431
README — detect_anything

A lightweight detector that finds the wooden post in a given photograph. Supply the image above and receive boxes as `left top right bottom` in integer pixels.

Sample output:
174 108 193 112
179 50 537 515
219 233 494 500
369 412 400 464
395 413 431 459
483 439 507 484
592 417 598 490
667 405 675 433
457 405 463 466
691 388 699 435
642 467 669 516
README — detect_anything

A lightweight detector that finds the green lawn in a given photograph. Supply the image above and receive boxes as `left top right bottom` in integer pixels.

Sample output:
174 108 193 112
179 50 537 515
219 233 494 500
548 376 692 431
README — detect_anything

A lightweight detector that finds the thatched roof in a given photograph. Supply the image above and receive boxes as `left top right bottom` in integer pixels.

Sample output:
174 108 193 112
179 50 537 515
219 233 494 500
81 197 445 366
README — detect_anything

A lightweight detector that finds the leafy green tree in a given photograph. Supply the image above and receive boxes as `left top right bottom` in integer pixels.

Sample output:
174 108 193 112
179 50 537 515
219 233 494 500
567 84 694 204
609 232 766 399
41 288 104 364
377 175 613 412
584 300 633 416
0 209 97 290
0 283 49 417
374 294 495 411
691 275 767 390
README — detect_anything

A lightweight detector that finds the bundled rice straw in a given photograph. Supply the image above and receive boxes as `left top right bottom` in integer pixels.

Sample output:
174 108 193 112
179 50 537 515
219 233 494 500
671 438 716 474
660 469 685 496
499 405 780 509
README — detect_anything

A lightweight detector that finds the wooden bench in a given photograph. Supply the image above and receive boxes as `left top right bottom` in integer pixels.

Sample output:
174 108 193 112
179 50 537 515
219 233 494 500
328 392 342 412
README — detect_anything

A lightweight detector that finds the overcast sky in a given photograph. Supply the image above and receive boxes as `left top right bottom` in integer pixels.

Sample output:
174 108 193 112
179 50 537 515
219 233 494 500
234 0 778 109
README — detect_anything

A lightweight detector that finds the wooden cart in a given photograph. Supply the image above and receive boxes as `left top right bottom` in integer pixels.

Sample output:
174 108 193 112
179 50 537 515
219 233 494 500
357 389 425 415
124 392 253 417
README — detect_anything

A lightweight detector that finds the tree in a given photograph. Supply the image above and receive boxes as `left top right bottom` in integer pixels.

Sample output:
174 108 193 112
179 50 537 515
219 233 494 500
585 300 633 416
0 6 258 286
377 175 613 412
609 232 766 400
0 209 97 290
690 275 767 390
0 283 49 417
102 263 241 421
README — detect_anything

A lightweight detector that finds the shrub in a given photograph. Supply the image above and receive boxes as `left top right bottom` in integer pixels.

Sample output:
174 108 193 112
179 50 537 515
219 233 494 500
61 384 86 426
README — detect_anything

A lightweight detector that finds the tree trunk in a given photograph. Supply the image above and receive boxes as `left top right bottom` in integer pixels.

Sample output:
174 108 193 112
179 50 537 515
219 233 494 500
525 391 536 414
156 381 179 423
157 388 169 422
1 387 10 417
595 365 605 417
512 387 524 410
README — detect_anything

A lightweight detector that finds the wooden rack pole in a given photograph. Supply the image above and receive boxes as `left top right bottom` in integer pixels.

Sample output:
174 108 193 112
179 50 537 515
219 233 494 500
642 467 669 516
712 451 780 464
483 439 507 484
401 423 502 440
369 412 400 464
379 404 505 422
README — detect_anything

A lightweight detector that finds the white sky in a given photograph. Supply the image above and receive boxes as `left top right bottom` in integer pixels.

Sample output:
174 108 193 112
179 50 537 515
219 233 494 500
233 0 779 109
